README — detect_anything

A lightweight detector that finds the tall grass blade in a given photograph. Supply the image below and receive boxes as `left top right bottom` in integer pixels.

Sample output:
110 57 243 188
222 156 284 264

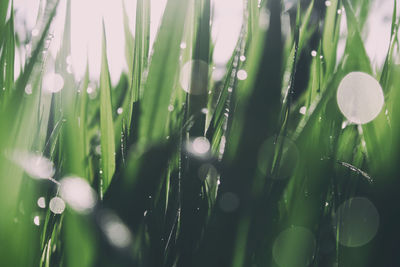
99 23 116 196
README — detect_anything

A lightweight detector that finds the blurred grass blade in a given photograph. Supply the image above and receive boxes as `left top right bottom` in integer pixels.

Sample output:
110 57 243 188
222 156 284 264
64 213 96 267
187 0 210 135
178 1 211 266
100 23 116 196
133 0 150 101
0 1 14 103
139 0 190 145
122 1 134 79
6 1 59 111
104 137 177 231
322 0 341 76
341 0 372 74
57 0 87 178
127 0 150 130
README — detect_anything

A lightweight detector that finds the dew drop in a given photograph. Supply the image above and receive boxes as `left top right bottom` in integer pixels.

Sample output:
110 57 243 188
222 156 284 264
25 84 32 95
49 197 65 214
66 65 73 74
237 69 248 80
87 86 94 94
191 137 210 155
33 216 40 226
37 197 46 208
311 50 317 57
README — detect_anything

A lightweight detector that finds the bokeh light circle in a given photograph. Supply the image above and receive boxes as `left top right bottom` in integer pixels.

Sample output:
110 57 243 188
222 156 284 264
337 72 384 124
333 197 379 247
43 73 64 93
273 226 316 267
60 177 97 214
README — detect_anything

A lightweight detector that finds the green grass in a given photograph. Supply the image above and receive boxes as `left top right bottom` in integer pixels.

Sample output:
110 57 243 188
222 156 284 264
1 0 400 266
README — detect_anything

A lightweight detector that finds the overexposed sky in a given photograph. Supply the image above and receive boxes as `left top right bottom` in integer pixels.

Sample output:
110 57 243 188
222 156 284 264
13 0 243 85
336 0 395 69
12 0 395 84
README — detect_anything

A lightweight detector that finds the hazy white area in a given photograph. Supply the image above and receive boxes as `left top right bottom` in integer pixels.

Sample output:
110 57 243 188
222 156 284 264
211 0 243 66
100 210 132 248
364 0 397 67
13 0 243 85
7 150 55 179
12 0 396 84
337 0 396 69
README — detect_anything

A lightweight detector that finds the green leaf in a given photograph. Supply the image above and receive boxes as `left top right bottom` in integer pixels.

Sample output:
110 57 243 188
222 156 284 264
99 23 116 196
126 0 150 133
341 0 372 74
322 0 341 75
138 0 190 146
64 213 96 267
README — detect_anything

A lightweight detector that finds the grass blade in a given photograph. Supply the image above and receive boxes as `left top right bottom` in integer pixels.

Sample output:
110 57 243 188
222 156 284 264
99 23 116 196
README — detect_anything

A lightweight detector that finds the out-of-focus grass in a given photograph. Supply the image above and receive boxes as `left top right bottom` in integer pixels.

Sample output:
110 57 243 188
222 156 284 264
1 0 400 266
